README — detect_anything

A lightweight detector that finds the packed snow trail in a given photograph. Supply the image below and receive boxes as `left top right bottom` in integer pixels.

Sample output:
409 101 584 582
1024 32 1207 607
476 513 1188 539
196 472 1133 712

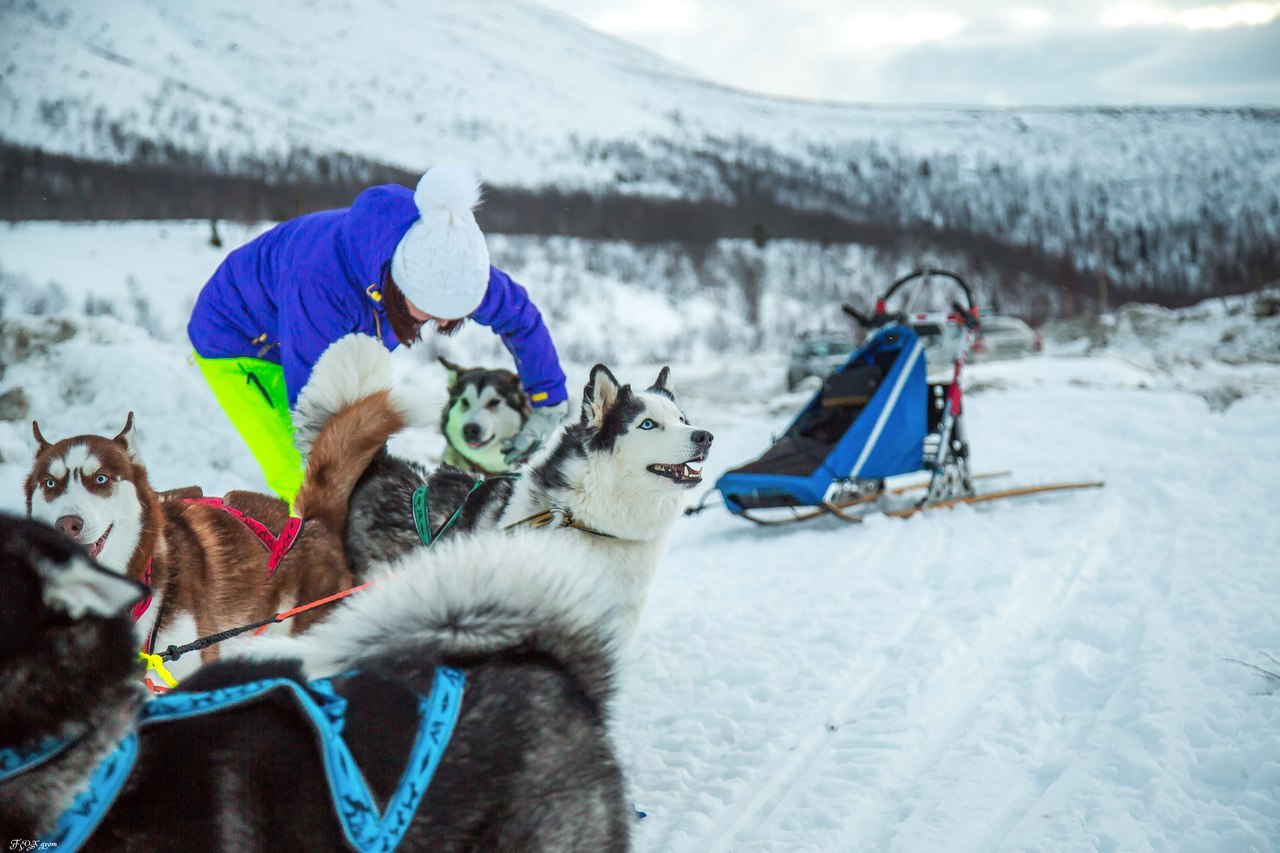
617 359 1280 852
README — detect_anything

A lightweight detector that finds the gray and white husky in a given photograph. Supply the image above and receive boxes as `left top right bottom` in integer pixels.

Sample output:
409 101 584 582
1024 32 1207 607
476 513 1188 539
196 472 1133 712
437 356 529 476
294 336 713 637
0 512 633 850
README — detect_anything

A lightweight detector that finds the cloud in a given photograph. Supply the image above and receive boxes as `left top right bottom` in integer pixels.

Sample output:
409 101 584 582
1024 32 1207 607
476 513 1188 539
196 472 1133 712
536 0 1280 105
589 0 700 34
1101 0 1280 29
1007 8 1055 28
838 11 967 48
871 18 1280 104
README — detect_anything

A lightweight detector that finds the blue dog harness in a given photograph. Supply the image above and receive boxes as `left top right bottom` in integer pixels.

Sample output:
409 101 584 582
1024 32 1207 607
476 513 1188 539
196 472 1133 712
0 667 464 852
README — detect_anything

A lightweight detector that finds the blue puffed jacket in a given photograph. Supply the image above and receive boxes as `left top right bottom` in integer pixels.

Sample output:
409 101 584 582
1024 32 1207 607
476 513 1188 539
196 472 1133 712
187 184 568 408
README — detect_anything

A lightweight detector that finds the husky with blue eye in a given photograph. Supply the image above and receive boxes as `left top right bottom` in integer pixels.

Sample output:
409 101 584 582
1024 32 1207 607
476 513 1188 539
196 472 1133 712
294 337 713 636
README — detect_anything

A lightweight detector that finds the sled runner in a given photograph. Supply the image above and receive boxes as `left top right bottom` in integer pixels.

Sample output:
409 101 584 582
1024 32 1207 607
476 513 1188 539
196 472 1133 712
693 269 1102 525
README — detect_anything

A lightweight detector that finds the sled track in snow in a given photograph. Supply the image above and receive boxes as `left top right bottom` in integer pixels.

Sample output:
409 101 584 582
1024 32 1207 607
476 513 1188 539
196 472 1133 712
849 499 1128 852
650 522 942 853
699 602 940 853
682 497 1126 852
965 492 1161 850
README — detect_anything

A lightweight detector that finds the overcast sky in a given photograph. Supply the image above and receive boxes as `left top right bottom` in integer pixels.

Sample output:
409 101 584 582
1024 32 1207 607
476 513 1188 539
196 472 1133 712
537 0 1280 106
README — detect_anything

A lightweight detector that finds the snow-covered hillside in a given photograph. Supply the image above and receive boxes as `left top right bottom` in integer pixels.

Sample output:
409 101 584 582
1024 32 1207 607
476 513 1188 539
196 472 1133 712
1 220 1278 850
5 0 1279 311
0 0 1274 197
5 0 1268 185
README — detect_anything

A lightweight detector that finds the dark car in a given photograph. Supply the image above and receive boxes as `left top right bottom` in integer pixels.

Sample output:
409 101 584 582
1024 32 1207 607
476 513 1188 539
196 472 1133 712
786 332 855 391
970 315 1043 362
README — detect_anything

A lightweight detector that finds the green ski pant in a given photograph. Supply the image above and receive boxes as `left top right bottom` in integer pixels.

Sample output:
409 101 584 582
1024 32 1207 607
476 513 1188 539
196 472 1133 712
194 353 303 504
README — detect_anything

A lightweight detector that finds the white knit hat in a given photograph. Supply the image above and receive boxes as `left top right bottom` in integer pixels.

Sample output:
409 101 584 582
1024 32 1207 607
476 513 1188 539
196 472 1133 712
390 165 491 320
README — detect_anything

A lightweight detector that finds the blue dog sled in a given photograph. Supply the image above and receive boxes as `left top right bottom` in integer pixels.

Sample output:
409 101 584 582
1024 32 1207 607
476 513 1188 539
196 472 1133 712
694 269 1102 525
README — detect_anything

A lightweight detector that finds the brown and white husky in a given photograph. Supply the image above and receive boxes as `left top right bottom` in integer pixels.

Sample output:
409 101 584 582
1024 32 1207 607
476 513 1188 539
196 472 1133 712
24 346 429 680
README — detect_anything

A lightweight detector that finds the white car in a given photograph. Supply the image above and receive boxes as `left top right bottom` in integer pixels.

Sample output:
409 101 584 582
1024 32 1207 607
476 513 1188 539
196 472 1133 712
970 315 1043 362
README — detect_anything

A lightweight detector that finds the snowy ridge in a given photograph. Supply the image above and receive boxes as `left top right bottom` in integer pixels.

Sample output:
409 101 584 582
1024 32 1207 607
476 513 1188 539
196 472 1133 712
2 0 1277 193
4 0 1278 309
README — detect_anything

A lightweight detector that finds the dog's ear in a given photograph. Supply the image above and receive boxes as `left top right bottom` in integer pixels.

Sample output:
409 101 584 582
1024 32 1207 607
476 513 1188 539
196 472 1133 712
37 551 146 619
582 364 622 427
648 366 673 396
438 356 465 389
112 412 142 463
513 378 533 417
32 420 51 452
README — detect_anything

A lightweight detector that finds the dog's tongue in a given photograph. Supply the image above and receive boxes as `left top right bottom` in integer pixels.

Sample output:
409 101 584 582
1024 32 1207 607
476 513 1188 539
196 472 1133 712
87 525 112 558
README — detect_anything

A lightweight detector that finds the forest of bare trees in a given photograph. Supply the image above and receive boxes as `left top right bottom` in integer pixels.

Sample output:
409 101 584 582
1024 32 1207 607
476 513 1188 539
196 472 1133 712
3 118 1277 322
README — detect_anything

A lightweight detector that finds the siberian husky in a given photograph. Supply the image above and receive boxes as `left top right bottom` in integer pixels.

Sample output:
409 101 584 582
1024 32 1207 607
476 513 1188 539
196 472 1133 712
295 336 713 635
438 356 529 476
0 512 631 850
23 349 429 679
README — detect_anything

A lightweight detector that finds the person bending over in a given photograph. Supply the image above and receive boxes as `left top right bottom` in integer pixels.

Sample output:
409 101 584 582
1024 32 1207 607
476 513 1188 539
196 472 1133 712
187 165 569 501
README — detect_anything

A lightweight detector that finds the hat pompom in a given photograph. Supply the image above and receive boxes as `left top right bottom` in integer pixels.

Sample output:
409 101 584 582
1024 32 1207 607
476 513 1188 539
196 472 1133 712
413 163 482 217
391 164 491 321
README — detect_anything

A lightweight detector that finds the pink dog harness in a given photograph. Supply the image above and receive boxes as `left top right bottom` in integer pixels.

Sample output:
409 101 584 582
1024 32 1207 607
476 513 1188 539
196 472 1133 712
131 497 303 628
185 496 304 581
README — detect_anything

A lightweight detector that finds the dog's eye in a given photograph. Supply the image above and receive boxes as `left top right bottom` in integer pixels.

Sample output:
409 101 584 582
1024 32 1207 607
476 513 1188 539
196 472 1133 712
638 418 657 430
95 474 109 485
460 399 470 411
487 399 500 410
44 478 56 489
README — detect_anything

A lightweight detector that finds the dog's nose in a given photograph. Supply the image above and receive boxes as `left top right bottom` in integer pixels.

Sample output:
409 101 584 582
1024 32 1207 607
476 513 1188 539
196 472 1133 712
56 515 84 538
691 429 714 448
463 423 482 441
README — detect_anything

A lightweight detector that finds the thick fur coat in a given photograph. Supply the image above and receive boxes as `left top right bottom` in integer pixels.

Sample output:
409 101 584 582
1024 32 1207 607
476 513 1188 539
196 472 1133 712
23 336 431 674
0 513 632 851
294 337 713 638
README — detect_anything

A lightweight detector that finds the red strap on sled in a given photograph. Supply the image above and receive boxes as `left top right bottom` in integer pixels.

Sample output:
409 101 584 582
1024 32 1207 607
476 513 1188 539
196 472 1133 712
186 497 304 580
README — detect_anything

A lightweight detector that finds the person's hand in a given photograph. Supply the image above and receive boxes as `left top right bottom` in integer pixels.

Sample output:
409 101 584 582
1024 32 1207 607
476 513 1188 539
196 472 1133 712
504 401 570 464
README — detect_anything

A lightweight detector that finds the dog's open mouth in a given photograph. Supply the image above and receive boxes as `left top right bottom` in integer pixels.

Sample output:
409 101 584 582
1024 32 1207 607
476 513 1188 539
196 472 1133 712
465 435 495 449
86 525 113 558
647 455 705 486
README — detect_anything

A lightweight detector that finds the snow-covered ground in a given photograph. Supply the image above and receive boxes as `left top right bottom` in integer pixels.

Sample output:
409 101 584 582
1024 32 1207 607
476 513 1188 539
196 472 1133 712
1 223 1278 850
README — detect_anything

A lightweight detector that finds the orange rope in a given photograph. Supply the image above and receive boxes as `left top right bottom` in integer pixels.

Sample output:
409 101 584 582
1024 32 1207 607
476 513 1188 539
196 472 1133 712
252 580 380 637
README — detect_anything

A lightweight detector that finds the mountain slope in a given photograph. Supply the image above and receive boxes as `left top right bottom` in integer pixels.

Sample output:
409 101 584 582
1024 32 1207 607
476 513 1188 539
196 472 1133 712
3 0 1276 189
3 0 1279 307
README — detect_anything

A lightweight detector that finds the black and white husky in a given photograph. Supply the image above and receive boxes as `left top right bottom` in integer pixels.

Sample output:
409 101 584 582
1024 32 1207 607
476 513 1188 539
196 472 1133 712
0 512 633 850
294 336 712 636
437 356 530 476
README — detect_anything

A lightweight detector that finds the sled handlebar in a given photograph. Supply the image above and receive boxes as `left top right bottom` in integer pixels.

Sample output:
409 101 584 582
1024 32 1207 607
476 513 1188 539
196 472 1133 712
849 269 980 328
951 300 981 330
882 269 977 311
842 303 875 328
844 303 909 329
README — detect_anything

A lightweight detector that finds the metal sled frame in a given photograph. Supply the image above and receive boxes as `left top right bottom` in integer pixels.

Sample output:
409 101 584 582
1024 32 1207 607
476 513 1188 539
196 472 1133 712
704 269 1104 526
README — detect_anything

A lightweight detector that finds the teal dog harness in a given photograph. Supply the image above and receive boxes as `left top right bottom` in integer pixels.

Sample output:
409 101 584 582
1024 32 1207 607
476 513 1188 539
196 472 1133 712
1 666 464 852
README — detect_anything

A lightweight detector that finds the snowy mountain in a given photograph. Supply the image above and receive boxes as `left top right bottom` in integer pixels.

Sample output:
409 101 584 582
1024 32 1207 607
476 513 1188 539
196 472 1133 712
3 0 1276 189
3 0 1279 309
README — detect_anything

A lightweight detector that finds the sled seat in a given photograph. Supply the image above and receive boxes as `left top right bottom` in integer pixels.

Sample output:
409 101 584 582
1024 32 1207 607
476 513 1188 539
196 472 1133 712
717 326 929 514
